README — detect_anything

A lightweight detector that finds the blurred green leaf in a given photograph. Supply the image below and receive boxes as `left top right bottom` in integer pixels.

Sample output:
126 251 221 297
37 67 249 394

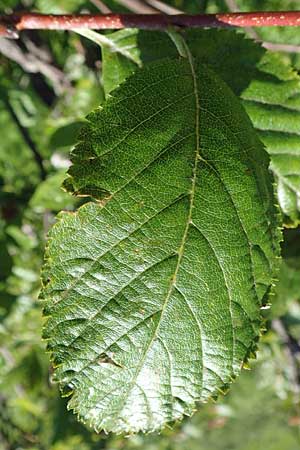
30 171 75 212
49 122 84 151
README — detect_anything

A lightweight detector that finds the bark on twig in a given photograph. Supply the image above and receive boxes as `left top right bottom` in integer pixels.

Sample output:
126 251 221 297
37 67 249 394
2 12 300 37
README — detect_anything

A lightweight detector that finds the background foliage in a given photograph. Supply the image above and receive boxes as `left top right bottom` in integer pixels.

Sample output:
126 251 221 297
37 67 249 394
0 0 300 448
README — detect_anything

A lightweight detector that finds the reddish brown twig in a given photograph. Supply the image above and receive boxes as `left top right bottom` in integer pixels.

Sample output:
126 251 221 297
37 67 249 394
1 11 300 38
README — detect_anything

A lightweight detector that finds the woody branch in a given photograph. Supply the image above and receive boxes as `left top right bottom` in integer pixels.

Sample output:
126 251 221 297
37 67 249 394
1 11 300 38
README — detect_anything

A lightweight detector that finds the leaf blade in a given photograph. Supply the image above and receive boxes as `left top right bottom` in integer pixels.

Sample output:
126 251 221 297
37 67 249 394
42 57 279 433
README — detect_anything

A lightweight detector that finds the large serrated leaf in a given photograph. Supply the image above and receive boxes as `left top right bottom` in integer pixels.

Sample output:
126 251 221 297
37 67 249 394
41 56 279 433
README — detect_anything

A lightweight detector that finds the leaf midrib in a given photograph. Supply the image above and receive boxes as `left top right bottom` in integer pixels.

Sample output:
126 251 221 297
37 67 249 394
111 44 203 418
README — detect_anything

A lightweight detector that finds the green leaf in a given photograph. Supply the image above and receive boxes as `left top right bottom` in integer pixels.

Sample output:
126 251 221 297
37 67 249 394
101 29 177 96
36 0 86 13
101 29 264 96
30 171 75 212
274 259 300 305
0 103 41 193
41 55 279 433
100 30 300 225
242 52 300 226
49 122 84 151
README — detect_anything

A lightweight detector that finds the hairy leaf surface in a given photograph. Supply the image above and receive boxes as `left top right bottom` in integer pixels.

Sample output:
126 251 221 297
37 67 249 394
42 56 279 433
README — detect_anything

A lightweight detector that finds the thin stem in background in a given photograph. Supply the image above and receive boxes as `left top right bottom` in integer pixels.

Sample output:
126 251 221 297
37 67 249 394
146 0 181 14
0 38 70 94
5 99 47 180
272 319 300 397
89 0 112 14
114 0 156 13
